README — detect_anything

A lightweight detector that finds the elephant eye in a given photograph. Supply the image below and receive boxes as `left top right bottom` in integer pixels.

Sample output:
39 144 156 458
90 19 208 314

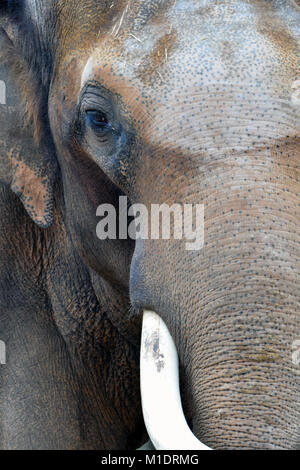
85 110 111 130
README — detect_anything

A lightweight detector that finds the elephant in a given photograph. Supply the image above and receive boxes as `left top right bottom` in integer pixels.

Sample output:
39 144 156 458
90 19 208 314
0 0 299 450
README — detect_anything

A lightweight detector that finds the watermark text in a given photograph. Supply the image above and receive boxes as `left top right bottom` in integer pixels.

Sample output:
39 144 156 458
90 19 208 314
0 80 6 105
96 197 204 251
0 340 6 365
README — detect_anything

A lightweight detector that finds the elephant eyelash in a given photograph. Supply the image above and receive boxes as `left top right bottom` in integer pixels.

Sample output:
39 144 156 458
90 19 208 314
85 110 109 124
85 110 111 130
84 108 120 137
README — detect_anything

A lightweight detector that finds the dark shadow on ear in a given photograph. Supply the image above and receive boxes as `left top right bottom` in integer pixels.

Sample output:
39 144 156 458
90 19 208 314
0 19 57 228
0 1 23 19
0 1 9 12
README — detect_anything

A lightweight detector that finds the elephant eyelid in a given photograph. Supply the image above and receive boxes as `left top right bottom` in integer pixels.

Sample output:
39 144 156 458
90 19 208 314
85 110 119 135
81 98 114 121
79 83 115 118
76 82 127 141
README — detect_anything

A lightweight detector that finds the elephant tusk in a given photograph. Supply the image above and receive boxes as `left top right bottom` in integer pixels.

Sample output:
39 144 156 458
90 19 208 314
140 310 211 450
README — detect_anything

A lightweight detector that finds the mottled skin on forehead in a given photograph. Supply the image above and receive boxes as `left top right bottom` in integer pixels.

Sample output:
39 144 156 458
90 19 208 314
52 0 299 192
56 0 299 87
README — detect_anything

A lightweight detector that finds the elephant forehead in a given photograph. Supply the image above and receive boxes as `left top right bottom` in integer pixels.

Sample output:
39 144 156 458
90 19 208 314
75 1 297 80
76 3 298 103
79 57 299 157
55 0 299 152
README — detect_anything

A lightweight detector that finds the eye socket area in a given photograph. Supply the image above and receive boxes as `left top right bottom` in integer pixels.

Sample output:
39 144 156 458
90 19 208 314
79 84 120 138
85 109 111 130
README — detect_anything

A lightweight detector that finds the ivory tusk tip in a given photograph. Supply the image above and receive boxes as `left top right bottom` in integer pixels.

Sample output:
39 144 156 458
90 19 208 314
140 310 212 451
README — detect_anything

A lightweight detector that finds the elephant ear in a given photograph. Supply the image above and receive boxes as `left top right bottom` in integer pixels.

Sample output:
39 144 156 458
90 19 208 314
0 17 57 228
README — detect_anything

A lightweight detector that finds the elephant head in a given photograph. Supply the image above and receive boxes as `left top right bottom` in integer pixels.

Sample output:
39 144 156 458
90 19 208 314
0 0 299 449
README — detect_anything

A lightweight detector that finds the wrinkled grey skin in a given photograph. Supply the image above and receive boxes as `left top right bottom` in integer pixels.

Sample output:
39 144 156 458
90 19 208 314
0 0 300 450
